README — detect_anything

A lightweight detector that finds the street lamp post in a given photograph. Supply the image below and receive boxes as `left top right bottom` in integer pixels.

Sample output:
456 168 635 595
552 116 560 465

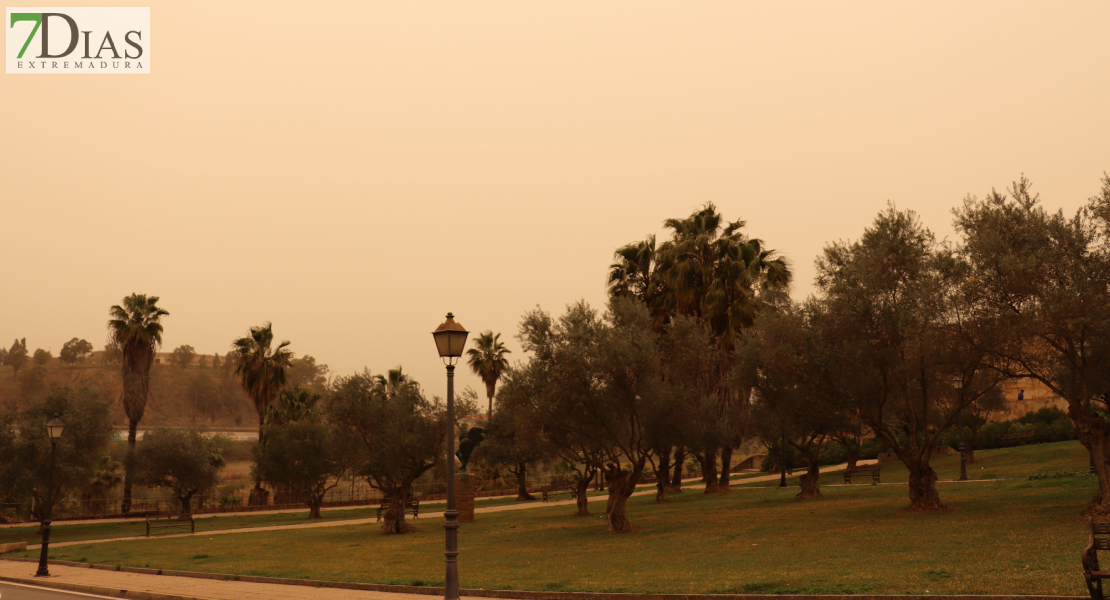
779 428 787 488
432 313 469 600
952 378 967 482
36 414 65 578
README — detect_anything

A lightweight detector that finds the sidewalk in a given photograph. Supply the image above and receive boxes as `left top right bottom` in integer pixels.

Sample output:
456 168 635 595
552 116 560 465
0 560 501 600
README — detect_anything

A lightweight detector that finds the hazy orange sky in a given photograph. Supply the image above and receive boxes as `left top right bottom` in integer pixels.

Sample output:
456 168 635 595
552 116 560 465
2 1 1109 397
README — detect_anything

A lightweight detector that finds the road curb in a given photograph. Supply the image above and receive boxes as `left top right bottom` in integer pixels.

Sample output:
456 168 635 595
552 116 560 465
0 557 1086 600
0 572 218 600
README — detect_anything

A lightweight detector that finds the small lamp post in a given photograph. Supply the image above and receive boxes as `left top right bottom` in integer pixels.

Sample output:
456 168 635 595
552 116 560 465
952 378 968 482
432 313 468 600
36 414 64 577
779 428 787 488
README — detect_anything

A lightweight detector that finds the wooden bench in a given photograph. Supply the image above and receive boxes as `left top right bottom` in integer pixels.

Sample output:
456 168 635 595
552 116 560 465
1003 431 1036 446
843 465 881 484
130 502 159 516
1083 520 1110 599
541 487 578 502
785 460 811 477
376 500 419 521
145 515 194 537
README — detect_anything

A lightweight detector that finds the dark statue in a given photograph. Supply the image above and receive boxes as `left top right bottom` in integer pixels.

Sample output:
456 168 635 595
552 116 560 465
456 427 486 472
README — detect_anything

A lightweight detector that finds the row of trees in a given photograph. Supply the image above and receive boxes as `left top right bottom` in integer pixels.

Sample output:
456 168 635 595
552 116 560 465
0 338 98 376
740 175 1110 516
475 176 1110 533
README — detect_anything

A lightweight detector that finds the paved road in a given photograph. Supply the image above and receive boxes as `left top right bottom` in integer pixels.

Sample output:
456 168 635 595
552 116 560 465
0 581 114 599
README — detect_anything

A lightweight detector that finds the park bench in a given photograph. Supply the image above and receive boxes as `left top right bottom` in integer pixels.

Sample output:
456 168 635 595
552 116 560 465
541 487 578 502
130 502 160 516
1002 431 1036 446
145 515 194 537
842 465 881 484
785 459 811 476
1082 520 1110 599
376 500 419 522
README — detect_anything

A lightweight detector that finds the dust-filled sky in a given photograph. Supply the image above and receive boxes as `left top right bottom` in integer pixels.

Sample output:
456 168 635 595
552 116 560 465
2 1 1109 398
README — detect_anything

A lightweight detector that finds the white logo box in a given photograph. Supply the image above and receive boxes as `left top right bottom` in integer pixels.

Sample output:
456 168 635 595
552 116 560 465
6 7 149 74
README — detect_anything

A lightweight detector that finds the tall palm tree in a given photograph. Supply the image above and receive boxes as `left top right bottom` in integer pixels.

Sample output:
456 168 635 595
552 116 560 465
231 322 293 500
107 294 169 514
658 203 792 491
466 332 511 418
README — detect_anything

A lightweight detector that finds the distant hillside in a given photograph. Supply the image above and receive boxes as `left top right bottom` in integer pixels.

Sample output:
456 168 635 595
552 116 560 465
0 352 328 428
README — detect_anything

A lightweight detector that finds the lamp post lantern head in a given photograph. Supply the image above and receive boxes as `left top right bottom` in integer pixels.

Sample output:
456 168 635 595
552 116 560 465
46 414 64 440
433 313 469 361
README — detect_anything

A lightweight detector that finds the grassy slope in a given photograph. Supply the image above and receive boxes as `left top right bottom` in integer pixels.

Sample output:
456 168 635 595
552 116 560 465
5 441 1098 595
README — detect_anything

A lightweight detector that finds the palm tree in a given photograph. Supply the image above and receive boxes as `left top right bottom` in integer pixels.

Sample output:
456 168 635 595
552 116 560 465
231 322 293 502
467 332 511 418
374 367 413 398
107 293 169 514
608 235 670 332
657 203 792 491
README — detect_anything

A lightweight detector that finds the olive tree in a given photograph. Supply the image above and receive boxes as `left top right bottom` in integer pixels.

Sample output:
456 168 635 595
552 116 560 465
255 419 354 518
814 206 1002 511
134 428 224 517
516 298 674 532
326 370 444 534
956 176 1110 516
0 386 113 522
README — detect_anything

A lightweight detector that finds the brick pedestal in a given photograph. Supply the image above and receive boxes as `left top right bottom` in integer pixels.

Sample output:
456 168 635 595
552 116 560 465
456 472 475 523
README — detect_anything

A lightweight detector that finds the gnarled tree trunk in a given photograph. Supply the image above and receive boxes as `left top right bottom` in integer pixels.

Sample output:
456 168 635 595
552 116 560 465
515 463 535 501
669 446 685 492
381 487 415 534
574 471 594 516
308 489 324 519
795 453 822 500
177 491 195 518
718 446 732 491
1072 404 1110 518
605 460 645 533
905 459 946 511
656 446 671 503
702 446 719 493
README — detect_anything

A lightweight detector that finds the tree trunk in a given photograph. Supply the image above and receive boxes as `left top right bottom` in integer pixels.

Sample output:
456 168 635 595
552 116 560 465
515 463 535 501
718 446 732 491
122 419 137 515
178 491 194 518
906 460 946 511
795 453 822 500
702 446 719 493
846 445 859 470
308 496 322 519
486 383 495 418
574 471 593 516
669 446 684 492
605 460 644 533
656 447 671 503
251 418 265 500
381 487 415 534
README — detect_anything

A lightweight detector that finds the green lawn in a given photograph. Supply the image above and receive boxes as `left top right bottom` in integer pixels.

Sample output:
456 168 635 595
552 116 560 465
4 441 1097 595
